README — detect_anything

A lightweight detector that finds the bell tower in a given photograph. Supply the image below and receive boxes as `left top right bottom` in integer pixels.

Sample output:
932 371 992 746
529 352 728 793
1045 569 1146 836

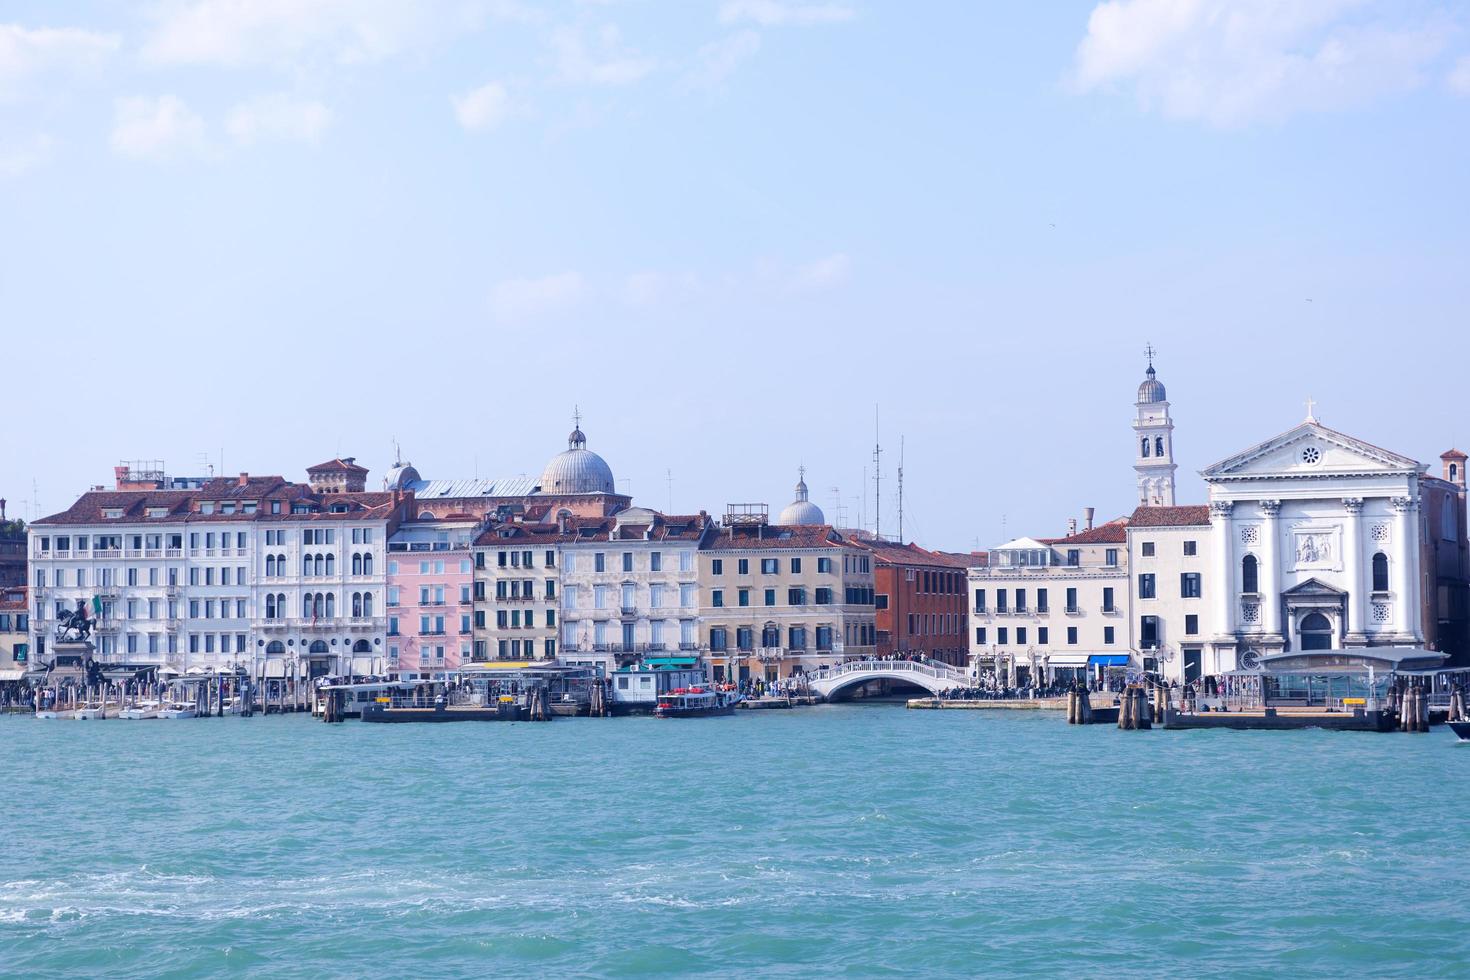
1133 345 1177 507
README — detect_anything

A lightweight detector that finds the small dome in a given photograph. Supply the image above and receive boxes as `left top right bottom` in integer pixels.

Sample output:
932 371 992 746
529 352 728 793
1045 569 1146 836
777 467 825 525
1137 365 1166 404
385 461 421 491
538 423 615 495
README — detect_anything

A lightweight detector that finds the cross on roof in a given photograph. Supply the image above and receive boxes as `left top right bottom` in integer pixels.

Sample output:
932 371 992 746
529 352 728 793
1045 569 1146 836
1144 342 1156 367
1305 396 1317 423
572 405 582 429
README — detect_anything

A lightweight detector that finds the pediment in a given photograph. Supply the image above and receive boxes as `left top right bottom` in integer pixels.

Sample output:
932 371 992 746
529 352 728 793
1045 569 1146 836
1282 577 1346 597
1201 422 1421 482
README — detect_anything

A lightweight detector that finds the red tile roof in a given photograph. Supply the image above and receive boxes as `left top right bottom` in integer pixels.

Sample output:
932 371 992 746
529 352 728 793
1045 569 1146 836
1041 519 1129 545
307 458 369 474
704 525 859 551
33 487 407 525
1443 448 1468 460
850 539 979 569
1128 505 1211 527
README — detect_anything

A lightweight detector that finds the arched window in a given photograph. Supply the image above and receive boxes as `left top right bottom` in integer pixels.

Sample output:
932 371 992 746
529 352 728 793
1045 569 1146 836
277 593 286 618
363 553 373 575
325 554 335 576
352 592 363 617
1241 555 1258 594
309 640 328 654
362 593 373 617
1299 612 1333 651
266 640 285 654
352 553 362 576
265 594 276 618
353 638 371 653
1372 552 1389 592
1155 436 1164 457
326 593 335 618
277 553 286 572
1141 438 1151 458
313 593 324 618
313 554 323 577
1453 463 1460 483
266 555 276 577
303 555 312 576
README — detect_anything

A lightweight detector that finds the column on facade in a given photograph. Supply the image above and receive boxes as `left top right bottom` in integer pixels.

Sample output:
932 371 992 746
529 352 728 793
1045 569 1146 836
1259 500 1281 637
1209 500 1234 638
1391 495 1415 638
1342 497 1365 641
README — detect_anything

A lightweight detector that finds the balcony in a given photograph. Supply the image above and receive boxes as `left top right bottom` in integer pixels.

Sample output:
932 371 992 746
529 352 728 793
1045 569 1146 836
619 605 637 616
1065 606 1082 616
94 549 122 559
165 549 183 559
261 619 290 631
347 616 385 631
165 619 182 632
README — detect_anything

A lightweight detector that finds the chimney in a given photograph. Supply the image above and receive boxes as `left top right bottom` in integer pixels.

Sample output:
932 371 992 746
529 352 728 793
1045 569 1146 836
114 465 128 490
1084 507 1095 531
1067 518 1078 537
237 472 249 487
0 498 5 520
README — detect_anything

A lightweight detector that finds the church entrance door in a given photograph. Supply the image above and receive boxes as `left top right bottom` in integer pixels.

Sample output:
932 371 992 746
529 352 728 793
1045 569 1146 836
1299 612 1333 651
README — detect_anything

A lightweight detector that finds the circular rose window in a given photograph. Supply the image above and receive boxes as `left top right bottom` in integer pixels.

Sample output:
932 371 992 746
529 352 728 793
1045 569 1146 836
1301 447 1321 464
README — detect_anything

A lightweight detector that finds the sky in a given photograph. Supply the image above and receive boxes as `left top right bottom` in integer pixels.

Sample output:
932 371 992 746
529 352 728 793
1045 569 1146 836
2 0 1469 552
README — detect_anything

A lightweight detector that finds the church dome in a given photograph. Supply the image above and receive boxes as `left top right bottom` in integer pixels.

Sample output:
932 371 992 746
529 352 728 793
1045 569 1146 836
1137 365 1167 404
537 425 616 496
777 470 825 526
384 460 421 491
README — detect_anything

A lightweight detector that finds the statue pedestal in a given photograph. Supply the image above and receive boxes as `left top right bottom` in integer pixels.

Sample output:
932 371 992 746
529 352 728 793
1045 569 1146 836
47 640 95 681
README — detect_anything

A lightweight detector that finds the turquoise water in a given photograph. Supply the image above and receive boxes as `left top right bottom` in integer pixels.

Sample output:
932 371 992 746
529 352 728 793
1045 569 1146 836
4 705 1470 977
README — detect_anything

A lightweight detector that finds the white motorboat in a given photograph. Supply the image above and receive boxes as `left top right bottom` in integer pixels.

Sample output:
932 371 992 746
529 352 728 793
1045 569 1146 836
36 709 74 720
74 703 105 720
156 703 197 719
118 701 161 720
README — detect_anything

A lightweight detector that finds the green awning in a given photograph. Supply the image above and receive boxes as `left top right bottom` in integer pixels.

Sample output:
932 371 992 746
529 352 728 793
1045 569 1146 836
644 657 698 668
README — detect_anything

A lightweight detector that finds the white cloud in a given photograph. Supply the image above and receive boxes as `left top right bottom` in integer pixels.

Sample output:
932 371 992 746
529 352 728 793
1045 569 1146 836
1451 55 1470 96
552 25 656 85
0 133 54 177
718 1 854 27
792 253 852 290
453 81 512 131
0 24 118 95
111 95 207 160
684 30 761 89
491 272 584 319
1070 0 1451 126
226 94 332 145
141 0 444 68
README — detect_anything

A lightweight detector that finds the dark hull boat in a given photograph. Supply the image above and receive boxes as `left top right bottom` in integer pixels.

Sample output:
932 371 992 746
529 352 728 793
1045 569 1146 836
654 687 741 718
1449 720 1470 741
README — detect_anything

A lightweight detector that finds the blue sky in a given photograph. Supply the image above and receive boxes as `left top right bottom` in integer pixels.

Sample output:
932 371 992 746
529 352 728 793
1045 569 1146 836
3 0 1469 551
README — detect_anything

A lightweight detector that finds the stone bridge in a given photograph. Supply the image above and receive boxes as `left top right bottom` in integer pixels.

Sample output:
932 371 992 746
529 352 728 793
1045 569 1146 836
805 659 970 701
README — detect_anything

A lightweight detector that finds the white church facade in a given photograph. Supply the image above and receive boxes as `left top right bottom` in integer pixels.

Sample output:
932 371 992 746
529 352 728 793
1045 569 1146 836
1120 355 1468 685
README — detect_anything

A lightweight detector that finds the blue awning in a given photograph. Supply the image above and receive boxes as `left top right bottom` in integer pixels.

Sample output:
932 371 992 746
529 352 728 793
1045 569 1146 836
1088 655 1130 667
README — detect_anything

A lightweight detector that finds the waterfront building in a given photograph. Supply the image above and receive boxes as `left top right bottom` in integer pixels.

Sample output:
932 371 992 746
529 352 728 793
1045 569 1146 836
1125 505 1212 681
471 519 570 665
968 515 1131 685
559 508 715 675
700 506 877 683
387 418 631 522
0 584 28 695
1183 413 1469 679
385 515 481 675
851 538 971 666
27 465 410 678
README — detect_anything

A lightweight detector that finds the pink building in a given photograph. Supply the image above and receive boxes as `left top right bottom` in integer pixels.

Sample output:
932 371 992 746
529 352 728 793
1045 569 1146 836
385 516 480 676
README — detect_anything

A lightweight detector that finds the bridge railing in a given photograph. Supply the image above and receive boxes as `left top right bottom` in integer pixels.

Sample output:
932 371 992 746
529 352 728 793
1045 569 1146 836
808 659 967 685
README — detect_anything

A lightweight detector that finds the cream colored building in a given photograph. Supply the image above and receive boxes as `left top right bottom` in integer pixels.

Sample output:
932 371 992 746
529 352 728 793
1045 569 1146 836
472 520 567 664
968 519 1130 684
699 507 876 683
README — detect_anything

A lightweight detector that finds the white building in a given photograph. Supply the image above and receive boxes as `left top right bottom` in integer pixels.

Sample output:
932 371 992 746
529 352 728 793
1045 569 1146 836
1134 351 1178 508
1125 505 1212 681
28 468 408 679
559 508 714 675
969 519 1131 685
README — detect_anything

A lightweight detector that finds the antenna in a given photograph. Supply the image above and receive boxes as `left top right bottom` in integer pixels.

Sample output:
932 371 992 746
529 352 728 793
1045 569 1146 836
897 435 905 544
829 486 846 529
861 465 867 536
666 469 673 513
872 405 882 541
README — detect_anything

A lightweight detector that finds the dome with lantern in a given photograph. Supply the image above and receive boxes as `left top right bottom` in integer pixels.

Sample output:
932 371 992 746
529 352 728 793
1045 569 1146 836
777 468 825 526
537 416 616 496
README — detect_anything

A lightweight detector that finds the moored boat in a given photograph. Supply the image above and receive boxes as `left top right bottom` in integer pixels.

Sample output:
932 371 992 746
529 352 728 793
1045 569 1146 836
74 703 105 720
118 700 161 720
1449 720 1470 741
156 702 198 719
654 685 741 718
